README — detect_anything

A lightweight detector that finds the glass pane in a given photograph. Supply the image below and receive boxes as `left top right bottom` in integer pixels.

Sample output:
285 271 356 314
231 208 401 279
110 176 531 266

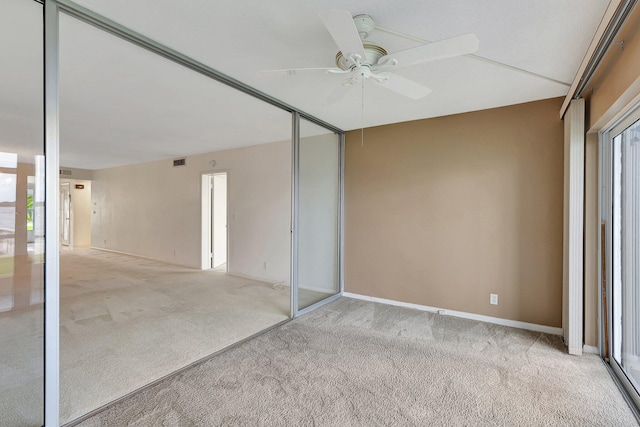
59 13 292 423
614 118 640 393
0 0 45 425
298 118 340 310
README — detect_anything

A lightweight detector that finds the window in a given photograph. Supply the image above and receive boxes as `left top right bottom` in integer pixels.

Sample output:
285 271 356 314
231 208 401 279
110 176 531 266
604 104 640 410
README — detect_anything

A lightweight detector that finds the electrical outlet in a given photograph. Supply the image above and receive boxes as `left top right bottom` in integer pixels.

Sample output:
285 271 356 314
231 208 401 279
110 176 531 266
263 261 268 270
490 294 498 305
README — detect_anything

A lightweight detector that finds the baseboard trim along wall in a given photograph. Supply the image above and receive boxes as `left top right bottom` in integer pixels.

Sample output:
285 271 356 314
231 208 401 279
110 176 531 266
227 271 290 287
583 345 600 354
343 292 564 336
90 247 196 269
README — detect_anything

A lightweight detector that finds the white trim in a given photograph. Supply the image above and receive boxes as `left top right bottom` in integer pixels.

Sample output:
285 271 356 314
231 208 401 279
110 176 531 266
583 344 600 354
590 76 640 133
226 271 289 286
200 173 211 270
563 98 585 355
343 293 564 336
299 285 338 294
89 247 196 269
200 170 230 271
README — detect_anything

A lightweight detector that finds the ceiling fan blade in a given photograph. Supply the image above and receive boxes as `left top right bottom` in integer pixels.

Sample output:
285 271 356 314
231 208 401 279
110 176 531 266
378 33 479 69
324 82 353 105
318 10 366 63
373 73 432 100
257 67 340 77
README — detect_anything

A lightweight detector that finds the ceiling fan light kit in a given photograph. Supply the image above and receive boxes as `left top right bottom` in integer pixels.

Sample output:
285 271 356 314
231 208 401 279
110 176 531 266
259 9 479 104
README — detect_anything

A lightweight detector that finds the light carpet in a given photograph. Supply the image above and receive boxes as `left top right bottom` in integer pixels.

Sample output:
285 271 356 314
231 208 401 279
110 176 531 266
59 249 315 424
77 297 638 426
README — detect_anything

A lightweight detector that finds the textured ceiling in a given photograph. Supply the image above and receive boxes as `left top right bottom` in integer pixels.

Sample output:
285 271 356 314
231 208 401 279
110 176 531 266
70 0 610 130
0 0 611 169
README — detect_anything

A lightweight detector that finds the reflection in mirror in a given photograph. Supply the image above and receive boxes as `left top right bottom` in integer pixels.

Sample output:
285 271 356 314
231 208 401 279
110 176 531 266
0 0 45 425
298 118 341 311
59 13 292 423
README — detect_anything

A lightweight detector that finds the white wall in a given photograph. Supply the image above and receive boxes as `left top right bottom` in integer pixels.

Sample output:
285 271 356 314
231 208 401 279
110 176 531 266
91 140 291 283
298 133 340 292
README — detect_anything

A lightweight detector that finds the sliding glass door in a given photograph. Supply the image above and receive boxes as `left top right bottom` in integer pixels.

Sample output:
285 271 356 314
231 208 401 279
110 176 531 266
294 117 342 313
12 1 345 423
606 105 640 409
0 0 45 425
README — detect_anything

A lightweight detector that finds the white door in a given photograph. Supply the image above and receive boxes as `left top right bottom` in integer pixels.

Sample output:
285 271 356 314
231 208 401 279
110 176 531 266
60 183 71 246
212 173 227 268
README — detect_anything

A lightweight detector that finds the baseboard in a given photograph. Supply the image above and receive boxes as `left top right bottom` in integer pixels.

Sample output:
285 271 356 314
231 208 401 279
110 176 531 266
583 345 599 354
89 247 197 269
343 292 563 336
299 285 337 294
568 346 583 355
227 271 289 286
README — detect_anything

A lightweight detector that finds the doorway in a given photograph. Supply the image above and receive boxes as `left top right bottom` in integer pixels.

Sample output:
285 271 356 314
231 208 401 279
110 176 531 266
201 172 228 270
60 182 71 246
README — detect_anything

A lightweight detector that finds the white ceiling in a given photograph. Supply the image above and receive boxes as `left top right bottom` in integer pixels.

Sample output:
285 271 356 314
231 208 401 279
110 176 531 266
1 0 611 169
59 14 294 170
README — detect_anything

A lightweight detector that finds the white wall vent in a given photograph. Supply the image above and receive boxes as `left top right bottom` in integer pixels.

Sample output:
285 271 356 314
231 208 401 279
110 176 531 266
173 158 186 167
59 169 72 176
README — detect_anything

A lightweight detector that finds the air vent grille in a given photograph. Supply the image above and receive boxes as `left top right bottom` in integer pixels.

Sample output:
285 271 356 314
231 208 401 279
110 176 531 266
173 158 186 167
60 169 72 176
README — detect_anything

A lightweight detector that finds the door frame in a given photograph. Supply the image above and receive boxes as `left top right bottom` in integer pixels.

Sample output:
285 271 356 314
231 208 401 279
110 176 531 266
60 182 71 246
290 113 345 318
200 170 229 271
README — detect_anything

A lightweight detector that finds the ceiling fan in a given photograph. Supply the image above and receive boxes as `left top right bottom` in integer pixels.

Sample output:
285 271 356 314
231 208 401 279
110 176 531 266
259 10 480 104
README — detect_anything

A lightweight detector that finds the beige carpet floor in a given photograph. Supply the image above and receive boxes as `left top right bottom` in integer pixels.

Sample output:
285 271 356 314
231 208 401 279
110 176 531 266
0 248 332 426
77 297 638 427
59 249 325 424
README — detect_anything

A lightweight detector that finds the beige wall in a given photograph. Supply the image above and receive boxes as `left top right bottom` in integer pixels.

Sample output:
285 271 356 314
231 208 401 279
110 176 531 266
91 140 291 283
345 97 564 327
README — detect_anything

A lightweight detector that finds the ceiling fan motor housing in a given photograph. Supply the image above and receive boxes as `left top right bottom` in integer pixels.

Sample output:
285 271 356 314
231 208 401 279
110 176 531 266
335 43 387 70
